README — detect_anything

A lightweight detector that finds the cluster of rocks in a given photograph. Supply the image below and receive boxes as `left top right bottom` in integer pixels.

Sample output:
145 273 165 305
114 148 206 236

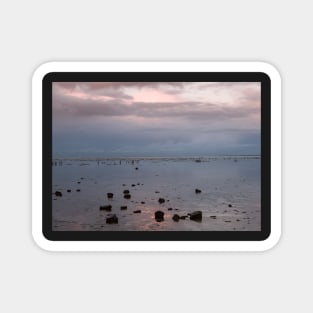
153 210 202 223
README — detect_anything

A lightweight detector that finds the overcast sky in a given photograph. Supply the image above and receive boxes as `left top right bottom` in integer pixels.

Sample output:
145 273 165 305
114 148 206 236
52 81 260 158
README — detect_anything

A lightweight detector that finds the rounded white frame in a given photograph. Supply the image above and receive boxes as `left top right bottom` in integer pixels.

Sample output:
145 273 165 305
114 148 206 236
32 62 281 251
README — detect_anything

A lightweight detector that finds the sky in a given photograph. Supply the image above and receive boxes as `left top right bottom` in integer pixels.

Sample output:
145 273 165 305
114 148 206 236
52 81 261 158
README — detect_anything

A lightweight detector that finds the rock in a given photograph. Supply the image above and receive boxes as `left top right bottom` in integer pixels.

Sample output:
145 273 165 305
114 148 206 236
76 189 80 192
195 189 202 194
120 206 127 210
107 192 114 199
155 210 164 222
155 191 160 193
122 184 126 186
67 189 71 192
158 198 165 204
189 211 202 221
133 210 141 213
180 215 188 220
123 190 130 194
55 191 62 197
228 204 232 207
124 194 131 199
77 181 81 184
99 205 112 211
210 215 217 219
141 201 145 204
172 214 180 222
106 214 118 224
131 184 136 187
135 167 138 170
137 183 140 185
168 208 173 211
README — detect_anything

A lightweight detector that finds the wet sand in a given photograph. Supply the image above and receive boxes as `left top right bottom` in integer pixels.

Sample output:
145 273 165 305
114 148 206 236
52 156 261 231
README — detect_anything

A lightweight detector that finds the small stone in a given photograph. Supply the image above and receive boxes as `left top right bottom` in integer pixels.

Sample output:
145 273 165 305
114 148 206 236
106 214 118 224
99 205 112 211
189 211 202 221
120 206 127 210
180 215 188 220
55 191 62 197
158 198 165 204
135 167 138 170
141 201 145 204
210 215 217 219
124 194 131 199
172 214 180 222
155 210 164 222
168 208 173 211
228 204 232 207
195 189 202 194
76 189 80 192
67 189 71 193
155 191 160 193
107 192 114 199
123 190 130 194
77 181 81 184
133 210 141 213
131 184 136 187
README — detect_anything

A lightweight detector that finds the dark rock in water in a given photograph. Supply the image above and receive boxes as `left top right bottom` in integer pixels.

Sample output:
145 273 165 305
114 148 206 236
155 191 160 193
158 198 165 204
180 215 188 220
123 190 130 194
106 214 118 224
224 220 231 223
135 167 138 170
99 205 112 211
141 201 145 204
122 184 126 186
133 210 141 213
55 191 62 197
120 206 127 210
228 204 232 208
131 184 136 187
172 214 180 222
76 189 80 192
77 181 81 184
137 183 140 185
155 210 164 222
189 211 202 221
107 192 114 199
168 208 173 211
124 194 131 199
67 189 71 193
195 189 202 194
210 215 217 219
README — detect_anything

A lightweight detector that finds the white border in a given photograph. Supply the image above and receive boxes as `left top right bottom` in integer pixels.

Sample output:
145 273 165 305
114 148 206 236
32 62 281 252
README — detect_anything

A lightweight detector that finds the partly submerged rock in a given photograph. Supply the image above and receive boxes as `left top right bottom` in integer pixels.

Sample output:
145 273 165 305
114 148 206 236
99 205 112 211
120 206 127 210
189 211 202 221
133 210 141 213
155 210 164 222
55 191 62 197
124 194 131 199
172 214 180 222
158 198 165 204
67 189 71 193
123 190 130 194
106 214 118 224
107 192 114 199
195 189 202 194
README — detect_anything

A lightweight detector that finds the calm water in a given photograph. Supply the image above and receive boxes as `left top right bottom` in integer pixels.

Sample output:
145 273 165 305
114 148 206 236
52 157 261 231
